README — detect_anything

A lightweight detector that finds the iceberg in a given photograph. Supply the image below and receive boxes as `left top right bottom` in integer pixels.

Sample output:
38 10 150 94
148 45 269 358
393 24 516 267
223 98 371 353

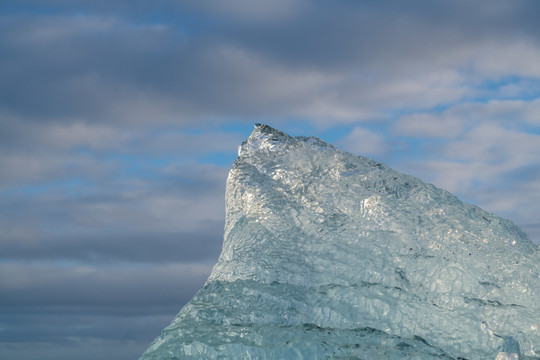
141 124 539 359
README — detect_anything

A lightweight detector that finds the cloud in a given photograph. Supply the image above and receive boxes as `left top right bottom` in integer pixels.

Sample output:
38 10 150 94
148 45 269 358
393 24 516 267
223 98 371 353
0 162 229 261
393 101 540 193
338 127 388 156
0 262 212 308
0 230 224 264
3 2 540 127
391 97 540 179
0 261 212 360
394 98 540 139
393 113 465 139
442 123 540 164
1 338 146 360
0 14 195 124
0 113 239 189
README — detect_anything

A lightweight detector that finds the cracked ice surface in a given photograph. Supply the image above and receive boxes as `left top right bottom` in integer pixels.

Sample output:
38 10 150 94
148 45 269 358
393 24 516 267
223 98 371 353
141 124 539 359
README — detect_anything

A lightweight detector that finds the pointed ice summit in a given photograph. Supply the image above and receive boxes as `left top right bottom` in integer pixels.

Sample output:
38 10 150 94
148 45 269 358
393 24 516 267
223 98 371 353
141 124 539 359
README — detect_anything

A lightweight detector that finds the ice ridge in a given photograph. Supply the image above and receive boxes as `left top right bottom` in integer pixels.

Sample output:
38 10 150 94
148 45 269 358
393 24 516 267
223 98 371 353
141 124 539 359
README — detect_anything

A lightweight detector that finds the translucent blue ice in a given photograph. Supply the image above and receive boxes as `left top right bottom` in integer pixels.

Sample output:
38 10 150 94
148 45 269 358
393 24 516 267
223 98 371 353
141 124 539 359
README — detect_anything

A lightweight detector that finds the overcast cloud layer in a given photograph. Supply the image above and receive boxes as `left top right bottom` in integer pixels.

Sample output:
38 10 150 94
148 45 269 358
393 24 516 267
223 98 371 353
1 1 540 359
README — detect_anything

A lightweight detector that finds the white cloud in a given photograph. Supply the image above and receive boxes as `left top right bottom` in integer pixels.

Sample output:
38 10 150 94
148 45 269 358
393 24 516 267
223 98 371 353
338 127 388 156
442 123 540 165
471 40 540 79
394 113 465 138
394 97 540 138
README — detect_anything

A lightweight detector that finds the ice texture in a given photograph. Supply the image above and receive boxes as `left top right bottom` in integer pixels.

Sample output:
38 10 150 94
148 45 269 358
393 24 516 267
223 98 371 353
141 124 539 359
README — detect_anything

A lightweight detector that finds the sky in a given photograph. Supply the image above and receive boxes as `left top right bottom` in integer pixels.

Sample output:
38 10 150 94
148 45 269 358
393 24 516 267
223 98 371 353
1 1 540 359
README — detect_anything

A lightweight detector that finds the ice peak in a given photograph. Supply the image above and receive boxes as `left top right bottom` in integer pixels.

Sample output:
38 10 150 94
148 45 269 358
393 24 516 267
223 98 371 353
142 125 539 360
253 123 289 137
238 124 339 159
238 123 298 157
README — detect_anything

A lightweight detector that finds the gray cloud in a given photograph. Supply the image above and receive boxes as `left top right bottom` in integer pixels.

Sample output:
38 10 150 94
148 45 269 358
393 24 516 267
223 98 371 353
0 229 223 263
0 260 213 359
0 115 238 189
0 262 212 309
0 15 194 123
3 1 540 126
0 163 229 263
0 339 147 360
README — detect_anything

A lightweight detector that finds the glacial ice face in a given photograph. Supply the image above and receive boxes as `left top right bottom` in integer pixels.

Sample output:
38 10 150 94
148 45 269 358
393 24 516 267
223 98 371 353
141 124 539 359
